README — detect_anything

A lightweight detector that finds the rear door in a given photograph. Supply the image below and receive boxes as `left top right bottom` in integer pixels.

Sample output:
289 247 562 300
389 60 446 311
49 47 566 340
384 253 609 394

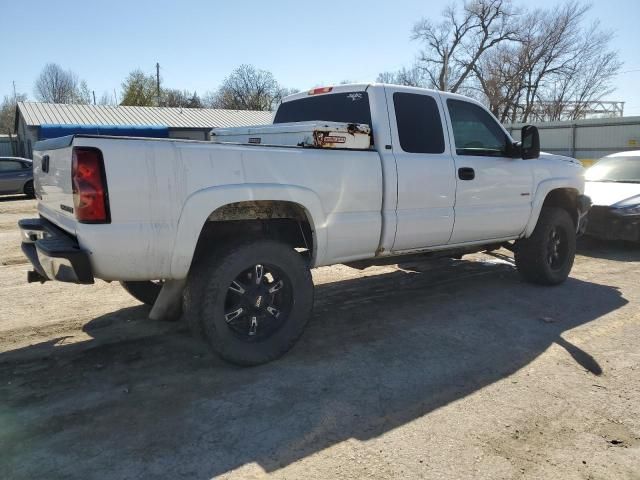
0 159 29 194
386 87 457 251
441 96 533 243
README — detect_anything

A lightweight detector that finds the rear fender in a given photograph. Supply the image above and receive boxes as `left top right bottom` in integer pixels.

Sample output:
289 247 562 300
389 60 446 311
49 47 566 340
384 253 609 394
170 183 326 278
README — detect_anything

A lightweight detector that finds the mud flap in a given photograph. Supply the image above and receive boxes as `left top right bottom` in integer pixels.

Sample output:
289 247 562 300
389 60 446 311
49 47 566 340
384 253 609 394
149 279 187 321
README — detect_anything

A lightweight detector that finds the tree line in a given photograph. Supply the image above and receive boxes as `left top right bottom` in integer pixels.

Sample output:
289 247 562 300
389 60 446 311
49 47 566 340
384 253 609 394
1 0 621 134
0 63 294 134
377 0 621 122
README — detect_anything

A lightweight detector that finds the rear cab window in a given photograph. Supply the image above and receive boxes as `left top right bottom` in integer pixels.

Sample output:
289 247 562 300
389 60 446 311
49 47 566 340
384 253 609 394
274 92 372 127
393 92 445 154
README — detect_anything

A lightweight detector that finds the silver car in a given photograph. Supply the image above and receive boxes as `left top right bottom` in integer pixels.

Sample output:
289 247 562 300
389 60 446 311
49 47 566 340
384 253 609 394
0 157 34 198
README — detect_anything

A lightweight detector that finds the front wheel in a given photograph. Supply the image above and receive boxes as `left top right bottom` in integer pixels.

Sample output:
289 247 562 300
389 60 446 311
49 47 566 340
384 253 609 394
514 207 576 285
184 239 314 366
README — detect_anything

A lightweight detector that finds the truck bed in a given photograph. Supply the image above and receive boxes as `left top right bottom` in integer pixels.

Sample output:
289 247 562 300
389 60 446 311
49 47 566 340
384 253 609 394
32 134 384 280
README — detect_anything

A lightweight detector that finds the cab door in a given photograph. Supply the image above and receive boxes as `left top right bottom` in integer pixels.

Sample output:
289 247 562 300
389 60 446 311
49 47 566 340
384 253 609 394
386 87 457 252
441 96 533 243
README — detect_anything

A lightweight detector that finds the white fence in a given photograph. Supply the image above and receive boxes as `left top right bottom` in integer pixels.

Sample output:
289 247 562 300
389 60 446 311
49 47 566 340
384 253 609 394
506 116 640 166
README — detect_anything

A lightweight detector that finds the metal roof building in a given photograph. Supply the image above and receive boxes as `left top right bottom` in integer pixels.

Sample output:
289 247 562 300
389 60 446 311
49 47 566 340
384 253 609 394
13 102 273 158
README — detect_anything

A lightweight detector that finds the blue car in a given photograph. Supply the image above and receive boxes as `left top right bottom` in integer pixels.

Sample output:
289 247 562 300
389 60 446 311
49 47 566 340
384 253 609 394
0 157 34 198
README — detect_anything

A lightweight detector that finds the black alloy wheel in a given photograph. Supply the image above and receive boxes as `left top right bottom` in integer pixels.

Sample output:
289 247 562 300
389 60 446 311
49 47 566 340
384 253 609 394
223 263 293 341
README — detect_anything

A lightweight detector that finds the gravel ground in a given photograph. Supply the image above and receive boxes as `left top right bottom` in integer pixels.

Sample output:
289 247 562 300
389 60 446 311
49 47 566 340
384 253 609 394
0 196 639 479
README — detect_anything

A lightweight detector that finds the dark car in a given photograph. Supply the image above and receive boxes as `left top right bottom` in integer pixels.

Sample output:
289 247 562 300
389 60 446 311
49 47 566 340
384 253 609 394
0 157 34 198
584 152 640 242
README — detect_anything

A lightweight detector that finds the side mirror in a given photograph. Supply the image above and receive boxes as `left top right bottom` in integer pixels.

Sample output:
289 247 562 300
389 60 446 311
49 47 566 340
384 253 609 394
521 125 540 160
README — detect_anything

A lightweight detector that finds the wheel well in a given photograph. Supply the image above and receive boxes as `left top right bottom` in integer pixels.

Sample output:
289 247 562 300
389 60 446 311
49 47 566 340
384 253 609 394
193 201 314 262
542 188 578 226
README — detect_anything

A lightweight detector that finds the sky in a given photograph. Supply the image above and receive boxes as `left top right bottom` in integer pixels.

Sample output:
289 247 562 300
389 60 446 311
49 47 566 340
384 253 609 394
2 0 639 114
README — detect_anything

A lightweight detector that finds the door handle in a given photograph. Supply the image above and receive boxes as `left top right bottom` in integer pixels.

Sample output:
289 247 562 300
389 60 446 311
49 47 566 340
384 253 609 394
458 167 475 180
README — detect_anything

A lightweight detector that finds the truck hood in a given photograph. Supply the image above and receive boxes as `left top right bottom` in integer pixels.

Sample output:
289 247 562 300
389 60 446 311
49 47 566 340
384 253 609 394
538 152 583 166
584 181 640 207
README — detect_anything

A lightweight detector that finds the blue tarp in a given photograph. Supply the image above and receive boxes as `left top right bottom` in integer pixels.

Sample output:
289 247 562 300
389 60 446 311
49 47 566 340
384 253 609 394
38 124 170 140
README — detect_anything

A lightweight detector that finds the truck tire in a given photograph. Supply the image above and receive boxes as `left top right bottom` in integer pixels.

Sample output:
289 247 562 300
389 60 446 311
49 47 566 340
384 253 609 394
120 280 163 306
185 239 314 366
514 207 576 285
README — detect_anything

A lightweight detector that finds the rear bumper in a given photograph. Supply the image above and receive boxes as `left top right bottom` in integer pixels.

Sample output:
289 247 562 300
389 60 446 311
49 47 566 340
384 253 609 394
19 218 94 284
585 206 640 242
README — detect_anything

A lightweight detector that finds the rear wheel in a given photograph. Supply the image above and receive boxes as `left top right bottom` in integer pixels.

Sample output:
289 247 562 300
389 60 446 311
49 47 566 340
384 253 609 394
120 280 163 306
514 207 576 285
23 180 35 198
184 239 314 366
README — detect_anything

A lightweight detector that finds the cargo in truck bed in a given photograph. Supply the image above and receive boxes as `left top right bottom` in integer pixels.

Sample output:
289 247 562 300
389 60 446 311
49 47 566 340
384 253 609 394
210 121 372 150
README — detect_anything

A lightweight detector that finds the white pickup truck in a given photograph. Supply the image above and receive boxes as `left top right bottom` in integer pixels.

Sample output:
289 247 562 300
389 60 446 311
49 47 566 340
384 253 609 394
20 84 590 365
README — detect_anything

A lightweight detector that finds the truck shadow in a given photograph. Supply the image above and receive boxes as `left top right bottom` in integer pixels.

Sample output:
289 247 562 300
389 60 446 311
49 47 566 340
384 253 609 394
0 194 30 203
577 235 640 261
0 258 627 478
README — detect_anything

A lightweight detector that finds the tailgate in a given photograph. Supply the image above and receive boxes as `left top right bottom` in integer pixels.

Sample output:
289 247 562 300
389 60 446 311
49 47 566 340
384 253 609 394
32 136 77 234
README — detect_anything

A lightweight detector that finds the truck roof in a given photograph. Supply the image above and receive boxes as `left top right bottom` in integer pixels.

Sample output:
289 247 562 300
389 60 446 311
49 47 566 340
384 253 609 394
280 82 468 105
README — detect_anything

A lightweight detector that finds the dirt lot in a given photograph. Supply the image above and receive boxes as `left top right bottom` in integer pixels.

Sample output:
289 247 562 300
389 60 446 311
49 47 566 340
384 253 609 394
1 196 639 479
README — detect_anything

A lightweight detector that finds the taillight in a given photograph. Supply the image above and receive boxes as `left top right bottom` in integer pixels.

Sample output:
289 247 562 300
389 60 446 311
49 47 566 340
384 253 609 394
71 147 110 223
308 86 333 95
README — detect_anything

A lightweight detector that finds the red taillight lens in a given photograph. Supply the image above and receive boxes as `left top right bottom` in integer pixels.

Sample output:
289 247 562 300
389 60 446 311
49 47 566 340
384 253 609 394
72 147 110 223
308 86 333 95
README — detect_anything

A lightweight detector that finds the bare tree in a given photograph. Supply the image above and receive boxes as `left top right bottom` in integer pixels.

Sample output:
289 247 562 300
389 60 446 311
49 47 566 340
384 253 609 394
539 21 621 120
34 63 89 104
160 89 203 108
377 65 426 87
412 0 517 92
0 93 27 134
208 65 288 111
472 41 530 122
97 92 114 106
388 0 622 121
473 1 621 122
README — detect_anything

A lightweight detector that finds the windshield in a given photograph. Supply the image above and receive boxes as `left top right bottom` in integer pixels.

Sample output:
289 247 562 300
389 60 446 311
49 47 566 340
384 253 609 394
585 156 640 183
273 92 372 126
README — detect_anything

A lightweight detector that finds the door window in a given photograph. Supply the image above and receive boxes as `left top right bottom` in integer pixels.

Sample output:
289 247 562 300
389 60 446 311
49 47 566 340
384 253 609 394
393 92 445 154
447 99 507 157
0 160 24 172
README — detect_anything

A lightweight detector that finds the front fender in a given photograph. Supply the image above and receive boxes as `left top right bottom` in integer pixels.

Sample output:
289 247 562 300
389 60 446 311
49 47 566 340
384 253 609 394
523 177 583 237
169 183 327 278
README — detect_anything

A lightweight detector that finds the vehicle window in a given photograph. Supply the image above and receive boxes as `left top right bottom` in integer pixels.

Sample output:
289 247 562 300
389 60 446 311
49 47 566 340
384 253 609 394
0 160 24 172
585 157 640 183
447 99 508 157
393 92 445 154
274 92 372 127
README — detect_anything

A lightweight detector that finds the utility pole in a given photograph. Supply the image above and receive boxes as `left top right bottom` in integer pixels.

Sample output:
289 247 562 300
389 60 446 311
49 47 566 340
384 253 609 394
12 80 17 103
92 90 96 105
156 62 161 106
